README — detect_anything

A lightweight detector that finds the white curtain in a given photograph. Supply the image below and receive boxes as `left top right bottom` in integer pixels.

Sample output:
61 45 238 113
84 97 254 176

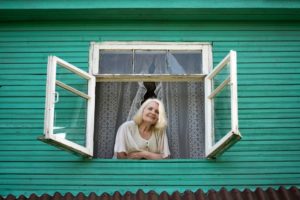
94 82 145 158
156 82 205 158
94 51 205 158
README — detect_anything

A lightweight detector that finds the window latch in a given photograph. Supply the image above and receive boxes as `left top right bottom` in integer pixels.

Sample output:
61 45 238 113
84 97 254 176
54 92 59 103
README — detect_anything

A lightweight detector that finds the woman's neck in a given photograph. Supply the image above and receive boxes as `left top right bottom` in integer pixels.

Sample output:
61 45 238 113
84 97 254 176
138 122 153 140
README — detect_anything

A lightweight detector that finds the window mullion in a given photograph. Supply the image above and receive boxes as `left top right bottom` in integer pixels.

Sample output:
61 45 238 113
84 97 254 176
208 76 230 99
56 80 90 100
95 74 206 82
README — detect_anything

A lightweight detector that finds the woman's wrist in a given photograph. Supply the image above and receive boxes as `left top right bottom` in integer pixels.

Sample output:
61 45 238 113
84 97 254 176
142 151 150 159
142 151 163 160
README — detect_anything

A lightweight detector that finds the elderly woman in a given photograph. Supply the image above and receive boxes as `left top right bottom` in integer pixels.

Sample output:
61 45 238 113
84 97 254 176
113 98 170 159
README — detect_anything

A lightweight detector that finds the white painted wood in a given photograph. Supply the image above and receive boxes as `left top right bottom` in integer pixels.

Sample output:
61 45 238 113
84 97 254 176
230 50 239 133
208 77 230 99
205 50 241 158
202 45 211 75
204 44 214 155
55 56 92 80
44 56 57 138
206 52 230 80
94 41 211 50
206 130 241 157
56 80 90 99
41 135 92 156
90 42 99 75
43 55 95 157
86 75 95 155
205 75 213 155
95 74 206 82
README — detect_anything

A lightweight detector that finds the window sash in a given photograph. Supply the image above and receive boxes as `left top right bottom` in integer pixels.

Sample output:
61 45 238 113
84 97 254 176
90 42 211 75
41 56 95 157
205 50 241 158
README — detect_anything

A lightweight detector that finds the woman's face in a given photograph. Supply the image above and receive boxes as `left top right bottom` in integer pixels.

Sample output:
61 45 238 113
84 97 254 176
142 101 159 125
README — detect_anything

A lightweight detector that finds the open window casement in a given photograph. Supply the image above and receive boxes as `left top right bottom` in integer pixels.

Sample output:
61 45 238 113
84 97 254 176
205 50 241 158
40 56 95 157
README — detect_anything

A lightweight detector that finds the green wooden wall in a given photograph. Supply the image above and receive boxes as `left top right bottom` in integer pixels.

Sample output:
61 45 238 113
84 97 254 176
0 20 300 197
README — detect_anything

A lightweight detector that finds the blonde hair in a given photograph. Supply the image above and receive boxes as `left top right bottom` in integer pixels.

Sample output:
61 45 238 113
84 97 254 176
133 98 167 132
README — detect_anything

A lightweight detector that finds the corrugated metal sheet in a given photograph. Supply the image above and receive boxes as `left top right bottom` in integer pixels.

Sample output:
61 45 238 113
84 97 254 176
1 187 299 200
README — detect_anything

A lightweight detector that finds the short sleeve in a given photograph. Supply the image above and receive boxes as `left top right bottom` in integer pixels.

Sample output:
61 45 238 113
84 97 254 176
160 131 171 158
113 123 127 156
113 121 141 158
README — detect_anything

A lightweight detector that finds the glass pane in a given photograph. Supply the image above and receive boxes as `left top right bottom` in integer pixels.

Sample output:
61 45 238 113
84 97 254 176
134 50 167 74
53 85 87 146
99 50 133 74
168 51 202 74
56 63 88 94
213 62 230 90
213 83 231 144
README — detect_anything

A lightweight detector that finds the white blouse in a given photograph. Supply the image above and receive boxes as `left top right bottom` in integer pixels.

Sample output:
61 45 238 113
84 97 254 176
114 121 170 158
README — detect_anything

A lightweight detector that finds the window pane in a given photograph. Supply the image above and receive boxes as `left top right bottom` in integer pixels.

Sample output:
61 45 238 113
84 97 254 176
213 84 231 144
134 50 167 74
56 63 88 94
99 50 133 74
54 85 87 146
168 51 202 74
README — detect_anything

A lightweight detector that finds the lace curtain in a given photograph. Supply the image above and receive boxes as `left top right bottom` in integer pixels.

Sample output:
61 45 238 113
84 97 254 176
94 51 205 158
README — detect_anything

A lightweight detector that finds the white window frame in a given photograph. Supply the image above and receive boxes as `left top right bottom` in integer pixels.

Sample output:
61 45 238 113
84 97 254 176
41 56 95 157
205 50 241 158
89 41 211 81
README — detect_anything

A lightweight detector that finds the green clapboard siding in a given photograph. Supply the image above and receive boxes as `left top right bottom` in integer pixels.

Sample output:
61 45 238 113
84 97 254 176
0 19 300 197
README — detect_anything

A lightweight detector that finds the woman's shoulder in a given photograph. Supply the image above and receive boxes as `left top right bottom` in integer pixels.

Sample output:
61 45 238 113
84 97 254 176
120 120 137 129
153 129 166 137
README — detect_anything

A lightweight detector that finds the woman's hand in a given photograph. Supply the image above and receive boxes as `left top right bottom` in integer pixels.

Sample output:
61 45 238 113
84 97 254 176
116 152 128 159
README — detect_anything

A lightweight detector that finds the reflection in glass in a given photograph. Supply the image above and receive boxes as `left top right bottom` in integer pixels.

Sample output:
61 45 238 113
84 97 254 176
56 64 88 94
213 84 231 144
54 85 87 146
